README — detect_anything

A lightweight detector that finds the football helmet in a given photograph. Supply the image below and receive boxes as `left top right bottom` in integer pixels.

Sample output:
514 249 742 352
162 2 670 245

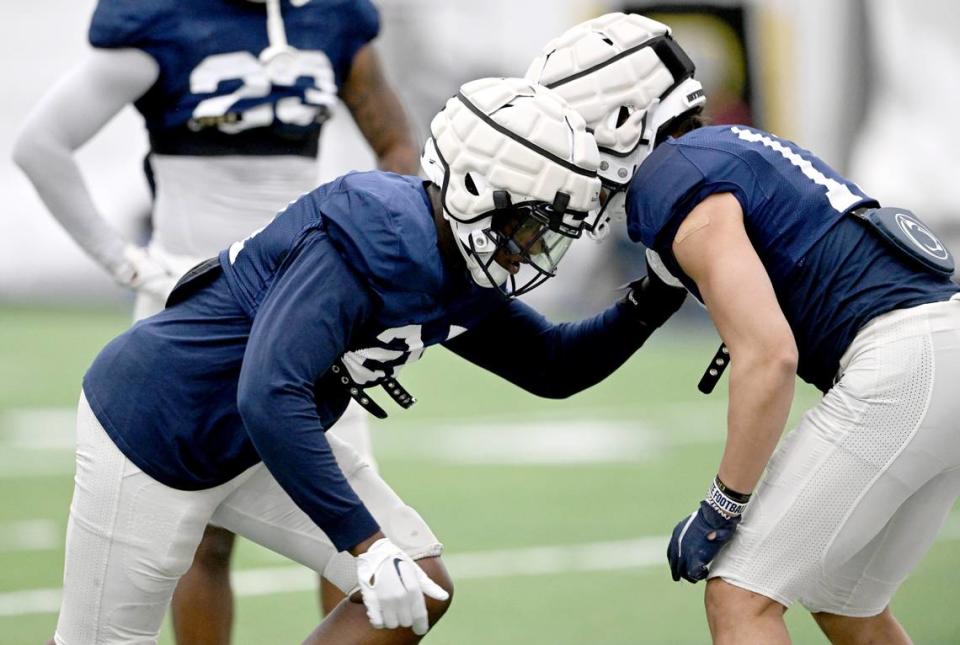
526 13 706 236
421 77 601 296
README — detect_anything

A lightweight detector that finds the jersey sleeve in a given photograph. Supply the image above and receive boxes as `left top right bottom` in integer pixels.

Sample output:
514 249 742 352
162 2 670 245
626 139 760 255
236 232 379 552
443 298 656 399
88 0 163 49
341 0 381 62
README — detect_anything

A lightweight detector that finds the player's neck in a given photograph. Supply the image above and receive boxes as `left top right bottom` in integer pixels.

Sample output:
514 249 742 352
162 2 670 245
426 183 466 276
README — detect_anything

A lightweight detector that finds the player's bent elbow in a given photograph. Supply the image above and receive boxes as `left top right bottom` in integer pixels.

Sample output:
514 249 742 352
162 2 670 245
11 129 42 175
235 385 273 437
746 346 798 380
769 340 799 376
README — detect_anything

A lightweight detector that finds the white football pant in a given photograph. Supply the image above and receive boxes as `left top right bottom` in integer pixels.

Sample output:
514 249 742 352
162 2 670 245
711 295 960 616
54 392 438 644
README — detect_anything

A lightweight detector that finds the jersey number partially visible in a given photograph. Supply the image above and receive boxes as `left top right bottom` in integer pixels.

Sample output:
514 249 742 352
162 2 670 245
189 51 337 133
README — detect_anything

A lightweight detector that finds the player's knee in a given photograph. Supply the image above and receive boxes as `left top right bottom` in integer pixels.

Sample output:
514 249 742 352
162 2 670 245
191 526 236 573
417 557 454 626
705 578 780 624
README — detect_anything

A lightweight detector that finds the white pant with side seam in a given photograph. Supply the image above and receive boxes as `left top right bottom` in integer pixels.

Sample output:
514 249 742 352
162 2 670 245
710 296 960 616
54 393 440 644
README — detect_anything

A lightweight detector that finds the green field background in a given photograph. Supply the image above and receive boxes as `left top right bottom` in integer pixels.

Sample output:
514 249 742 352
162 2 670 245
1 306 958 644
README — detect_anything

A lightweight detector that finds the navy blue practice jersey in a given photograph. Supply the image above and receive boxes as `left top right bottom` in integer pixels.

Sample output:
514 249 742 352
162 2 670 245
89 0 379 157
628 125 960 391
83 171 648 550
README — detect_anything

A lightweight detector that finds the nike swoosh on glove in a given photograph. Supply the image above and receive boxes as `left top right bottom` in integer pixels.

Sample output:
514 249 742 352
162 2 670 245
356 537 449 635
667 501 740 583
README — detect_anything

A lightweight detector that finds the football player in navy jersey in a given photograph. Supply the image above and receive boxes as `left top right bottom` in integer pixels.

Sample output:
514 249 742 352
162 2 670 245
47 77 685 644
529 13 960 645
12 0 420 639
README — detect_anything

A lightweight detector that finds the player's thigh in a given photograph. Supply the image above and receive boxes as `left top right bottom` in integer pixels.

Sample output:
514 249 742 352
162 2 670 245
805 465 960 616
710 306 953 607
804 304 960 614
210 436 441 593
56 394 224 644
326 400 377 470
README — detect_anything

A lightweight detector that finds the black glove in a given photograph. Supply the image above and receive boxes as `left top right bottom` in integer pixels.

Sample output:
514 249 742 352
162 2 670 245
622 264 687 330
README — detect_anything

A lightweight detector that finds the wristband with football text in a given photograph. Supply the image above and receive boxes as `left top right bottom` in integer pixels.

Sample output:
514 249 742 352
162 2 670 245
705 475 751 519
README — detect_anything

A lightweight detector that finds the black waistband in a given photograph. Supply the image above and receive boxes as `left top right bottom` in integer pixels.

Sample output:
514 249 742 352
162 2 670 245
149 125 321 158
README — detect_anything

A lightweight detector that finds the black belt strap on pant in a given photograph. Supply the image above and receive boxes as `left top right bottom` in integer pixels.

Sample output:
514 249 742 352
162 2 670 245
698 343 729 394
329 362 417 419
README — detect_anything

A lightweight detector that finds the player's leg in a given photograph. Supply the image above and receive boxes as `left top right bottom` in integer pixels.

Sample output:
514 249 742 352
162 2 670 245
55 393 229 644
303 556 453 644
812 608 911 645
130 250 240 645
319 402 375 615
808 465 960 644
709 300 960 643
209 435 449 641
704 579 789 645
803 301 960 642
170 525 236 645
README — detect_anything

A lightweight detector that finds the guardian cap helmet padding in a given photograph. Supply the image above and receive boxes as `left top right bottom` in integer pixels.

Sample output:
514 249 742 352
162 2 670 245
526 13 706 236
421 77 601 296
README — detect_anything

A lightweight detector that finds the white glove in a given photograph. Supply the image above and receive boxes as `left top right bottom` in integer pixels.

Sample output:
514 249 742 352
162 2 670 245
356 537 449 636
113 245 179 302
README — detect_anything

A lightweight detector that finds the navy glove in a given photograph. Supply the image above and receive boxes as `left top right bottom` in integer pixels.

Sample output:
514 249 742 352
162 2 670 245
667 501 741 583
622 267 686 330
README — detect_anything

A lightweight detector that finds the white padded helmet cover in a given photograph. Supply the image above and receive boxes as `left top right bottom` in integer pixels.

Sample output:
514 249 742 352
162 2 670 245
526 13 676 157
426 77 601 226
526 13 705 200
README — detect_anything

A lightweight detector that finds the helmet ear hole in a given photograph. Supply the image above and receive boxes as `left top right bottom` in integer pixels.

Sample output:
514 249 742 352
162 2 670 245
464 173 480 196
616 106 631 128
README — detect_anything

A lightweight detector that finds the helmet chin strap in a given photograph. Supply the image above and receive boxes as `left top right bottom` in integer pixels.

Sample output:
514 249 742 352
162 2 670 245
454 222 510 289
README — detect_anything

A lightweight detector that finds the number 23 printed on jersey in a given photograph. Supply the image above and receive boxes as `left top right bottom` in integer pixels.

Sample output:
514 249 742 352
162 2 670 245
189 50 337 134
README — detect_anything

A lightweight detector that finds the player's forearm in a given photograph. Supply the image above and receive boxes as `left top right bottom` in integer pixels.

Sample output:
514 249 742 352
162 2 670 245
531 276 684 396
343 44 419 176
718 349 797 493
237 388 381 551
13 132 128 273
376 141 420 176
537 300 665 397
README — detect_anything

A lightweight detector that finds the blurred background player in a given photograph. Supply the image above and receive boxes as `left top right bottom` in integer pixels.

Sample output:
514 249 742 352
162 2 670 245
528 12 960 644
12 0 419 641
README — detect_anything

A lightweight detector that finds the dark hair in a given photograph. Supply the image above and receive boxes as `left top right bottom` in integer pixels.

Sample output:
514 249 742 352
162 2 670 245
654 108 707 147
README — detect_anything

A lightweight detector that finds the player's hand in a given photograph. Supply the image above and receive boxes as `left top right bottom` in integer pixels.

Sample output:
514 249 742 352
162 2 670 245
623 268 686 329
356 537 449 635
667 501 740 583
114 245 179 301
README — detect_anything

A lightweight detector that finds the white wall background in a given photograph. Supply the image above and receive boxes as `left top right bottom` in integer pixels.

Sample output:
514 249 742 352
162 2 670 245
2 0 956 306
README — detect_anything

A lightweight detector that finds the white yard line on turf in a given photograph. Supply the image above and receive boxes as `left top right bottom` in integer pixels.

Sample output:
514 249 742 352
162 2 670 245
4 519 960 618
0 405 726 474
0 520 61 552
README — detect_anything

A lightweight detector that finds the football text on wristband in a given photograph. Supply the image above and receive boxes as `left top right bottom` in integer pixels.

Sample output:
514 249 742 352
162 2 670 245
705 475 751 519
